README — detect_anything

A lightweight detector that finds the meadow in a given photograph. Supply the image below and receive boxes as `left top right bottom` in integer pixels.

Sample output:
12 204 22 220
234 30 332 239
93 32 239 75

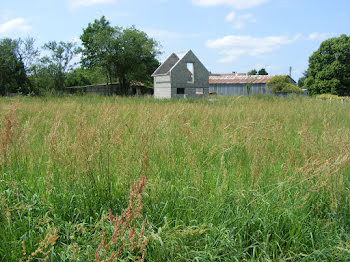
0 95 349 261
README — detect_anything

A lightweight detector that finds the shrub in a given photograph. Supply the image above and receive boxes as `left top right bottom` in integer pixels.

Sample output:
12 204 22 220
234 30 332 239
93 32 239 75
316 93 350 102
267 75 302 94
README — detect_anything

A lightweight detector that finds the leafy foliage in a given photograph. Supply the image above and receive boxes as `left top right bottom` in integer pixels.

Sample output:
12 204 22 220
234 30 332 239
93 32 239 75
41 41 79 91
248 68 268 76
65 68 92 87
80 16 160 94
1 16 159 96
0 38 30 95
298 71 308 88
113 26 160 91
80 16 118 84
267 75 302 93
305 34 350 96
258 68 268 75
18 37 40 75
247 69 257 75
316 93 350 102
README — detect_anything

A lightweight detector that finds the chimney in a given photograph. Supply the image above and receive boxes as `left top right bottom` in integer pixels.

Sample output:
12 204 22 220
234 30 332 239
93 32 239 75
289 66 292 78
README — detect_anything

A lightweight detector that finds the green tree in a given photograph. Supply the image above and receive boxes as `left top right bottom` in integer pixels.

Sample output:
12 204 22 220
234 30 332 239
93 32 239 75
65 68 93 87
297 71 308 88
80 16 160 94
258 68 268 75
0 38 29 95
113 26 160 93
247 69 257 75
18 37 40 75
80 16 119 84
42 41 79 91
305 34 350 96
266 75 302 94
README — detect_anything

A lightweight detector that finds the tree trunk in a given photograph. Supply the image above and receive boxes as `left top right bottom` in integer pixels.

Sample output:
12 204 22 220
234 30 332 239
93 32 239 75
119 76 129 95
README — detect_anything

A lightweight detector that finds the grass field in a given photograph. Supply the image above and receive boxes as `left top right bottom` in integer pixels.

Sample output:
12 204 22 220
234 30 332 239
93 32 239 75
0 95 349 261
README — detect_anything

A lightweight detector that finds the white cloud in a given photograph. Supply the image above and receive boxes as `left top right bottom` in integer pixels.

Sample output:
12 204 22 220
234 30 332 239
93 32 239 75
70 0 116 8
237 13 253 20
144 28 201 40
308 32 336 41
225 12 236 22
206 34 301 62
233 21 244 29
225 12 256 29
0 18 31 35
192 0 269 9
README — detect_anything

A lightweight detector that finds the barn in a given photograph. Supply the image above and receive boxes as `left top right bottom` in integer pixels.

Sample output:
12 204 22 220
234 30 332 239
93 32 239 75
209 73 296 96
152 50 209 98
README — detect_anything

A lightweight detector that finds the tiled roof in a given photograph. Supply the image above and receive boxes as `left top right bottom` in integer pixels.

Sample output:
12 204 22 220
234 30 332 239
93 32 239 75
209 73 274 84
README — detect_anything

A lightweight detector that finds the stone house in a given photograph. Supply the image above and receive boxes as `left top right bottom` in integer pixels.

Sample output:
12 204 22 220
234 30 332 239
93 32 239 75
152 50 209 98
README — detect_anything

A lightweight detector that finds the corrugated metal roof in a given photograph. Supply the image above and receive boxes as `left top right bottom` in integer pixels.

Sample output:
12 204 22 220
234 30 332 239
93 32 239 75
209 73 274 84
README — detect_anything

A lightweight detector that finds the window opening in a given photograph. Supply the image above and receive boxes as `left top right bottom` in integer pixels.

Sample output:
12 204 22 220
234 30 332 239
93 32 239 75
177 88 185 94
196 88 204 95
187 63 194 83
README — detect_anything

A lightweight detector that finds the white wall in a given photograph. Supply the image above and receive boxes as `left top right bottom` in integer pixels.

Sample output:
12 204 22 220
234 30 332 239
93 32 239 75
154 76 171 98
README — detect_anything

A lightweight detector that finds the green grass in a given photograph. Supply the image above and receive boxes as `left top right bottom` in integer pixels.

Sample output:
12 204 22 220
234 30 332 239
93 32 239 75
0 95 349 261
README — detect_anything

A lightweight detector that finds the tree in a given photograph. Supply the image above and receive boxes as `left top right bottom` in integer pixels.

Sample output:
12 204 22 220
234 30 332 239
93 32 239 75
0 38 29 95
305 34 350 96
42 41 79 91
112 26 160 93
247 69 257 75
297 71 308 88
18 37 40 75
80 16 160 94
80 16 119 84
65 68 94 87
258 68 268 75
266 75 302 94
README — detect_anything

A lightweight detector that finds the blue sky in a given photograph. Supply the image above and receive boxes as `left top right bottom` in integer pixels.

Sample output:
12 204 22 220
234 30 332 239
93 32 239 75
1 0 349 80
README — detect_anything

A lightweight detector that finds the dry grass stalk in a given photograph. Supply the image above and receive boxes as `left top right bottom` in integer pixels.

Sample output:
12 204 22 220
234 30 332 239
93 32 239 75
20 227 59 262
95 176 149 262
0 101 18 165
1 196 11 224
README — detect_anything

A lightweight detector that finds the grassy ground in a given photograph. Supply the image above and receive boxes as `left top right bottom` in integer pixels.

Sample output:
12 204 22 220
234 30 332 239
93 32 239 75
0 95 349 261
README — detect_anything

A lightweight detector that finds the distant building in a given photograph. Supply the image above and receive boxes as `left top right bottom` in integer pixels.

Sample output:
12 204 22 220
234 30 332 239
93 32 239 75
152 50 209 98
66 81 153 96
209 72 296 96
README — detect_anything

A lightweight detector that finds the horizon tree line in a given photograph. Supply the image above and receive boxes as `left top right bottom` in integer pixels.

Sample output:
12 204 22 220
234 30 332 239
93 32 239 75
1 21 349 96
0 16 160 96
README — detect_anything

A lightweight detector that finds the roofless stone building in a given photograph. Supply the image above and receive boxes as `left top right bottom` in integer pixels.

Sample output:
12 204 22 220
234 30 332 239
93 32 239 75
152 50 209 98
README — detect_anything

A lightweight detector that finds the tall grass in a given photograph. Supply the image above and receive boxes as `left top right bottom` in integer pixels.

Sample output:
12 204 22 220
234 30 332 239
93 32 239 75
0 95 349 261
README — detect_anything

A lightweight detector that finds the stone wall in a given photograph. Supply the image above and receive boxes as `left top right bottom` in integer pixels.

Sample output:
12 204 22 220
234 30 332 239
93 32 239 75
170 50 209 98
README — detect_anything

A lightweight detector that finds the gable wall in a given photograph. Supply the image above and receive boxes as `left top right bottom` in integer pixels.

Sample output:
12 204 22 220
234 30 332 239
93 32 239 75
170 51 209 98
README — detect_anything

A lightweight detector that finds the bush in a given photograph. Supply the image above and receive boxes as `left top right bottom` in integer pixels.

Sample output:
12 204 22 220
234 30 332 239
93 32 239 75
267 75 303 94
316 94 350 102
